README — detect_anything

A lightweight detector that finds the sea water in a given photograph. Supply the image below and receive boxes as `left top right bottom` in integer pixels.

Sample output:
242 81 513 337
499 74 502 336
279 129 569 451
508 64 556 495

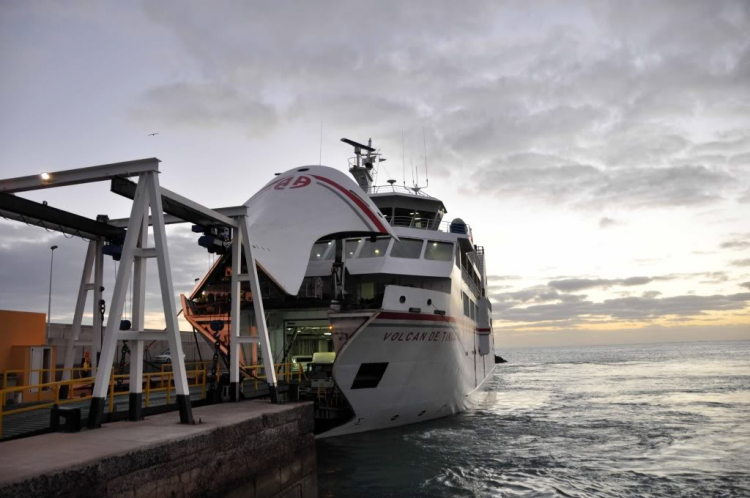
317 340 750 497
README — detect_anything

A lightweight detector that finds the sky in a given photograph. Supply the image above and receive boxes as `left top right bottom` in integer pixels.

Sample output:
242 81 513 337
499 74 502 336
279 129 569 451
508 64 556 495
0 1 748 348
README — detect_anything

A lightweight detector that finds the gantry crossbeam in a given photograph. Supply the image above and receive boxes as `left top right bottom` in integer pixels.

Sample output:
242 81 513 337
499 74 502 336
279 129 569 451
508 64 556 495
0 158 160 193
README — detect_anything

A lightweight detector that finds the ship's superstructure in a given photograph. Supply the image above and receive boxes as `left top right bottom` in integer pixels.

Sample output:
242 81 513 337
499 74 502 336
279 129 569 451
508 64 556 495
183 138 495 437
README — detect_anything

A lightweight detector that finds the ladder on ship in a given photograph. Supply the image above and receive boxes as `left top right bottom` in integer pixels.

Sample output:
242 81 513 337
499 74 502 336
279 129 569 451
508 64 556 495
475 245 485 279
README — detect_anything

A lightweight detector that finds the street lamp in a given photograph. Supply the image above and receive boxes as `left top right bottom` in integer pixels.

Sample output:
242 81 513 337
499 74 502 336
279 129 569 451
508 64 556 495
46 245 58 337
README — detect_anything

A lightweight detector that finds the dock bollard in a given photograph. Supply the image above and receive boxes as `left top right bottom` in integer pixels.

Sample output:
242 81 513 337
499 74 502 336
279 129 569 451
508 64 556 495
50 405 82 433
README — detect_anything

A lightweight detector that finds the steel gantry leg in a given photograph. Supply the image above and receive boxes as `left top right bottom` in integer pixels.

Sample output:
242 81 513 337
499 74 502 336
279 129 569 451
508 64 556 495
88 171 194 428
229 225 242 401
145 171 193 424
239 215 278 402
88 177 148 427
92 239 104 374
60 240 96 399
128 208 148 421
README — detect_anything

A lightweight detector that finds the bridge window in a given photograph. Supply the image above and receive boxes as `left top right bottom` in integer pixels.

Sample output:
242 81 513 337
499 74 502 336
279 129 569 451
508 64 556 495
324 241 336 260
345 238 363 257
463 292 470 317
390 238 423 259
358 237 390 258
425 241 453 261
470 299 476 320
309 241 331 261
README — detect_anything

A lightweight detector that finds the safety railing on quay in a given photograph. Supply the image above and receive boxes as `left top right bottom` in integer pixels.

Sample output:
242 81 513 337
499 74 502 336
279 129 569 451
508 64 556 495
161 361 305 390
1 366 206 438
240 362 305 391
2 367 93 393
0 362 304 438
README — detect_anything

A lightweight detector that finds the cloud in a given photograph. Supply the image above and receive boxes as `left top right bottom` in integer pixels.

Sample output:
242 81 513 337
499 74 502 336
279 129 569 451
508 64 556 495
473 160 738 208
130 0 750 209
496 291 750 324
487 275 522 282
741 282 750 290
548 276 654 292
661 271 728 282
697 272 730 284
598 217 621 228
729 152 750 167
732 259 750 267
132 83 278 137
720 233 750 250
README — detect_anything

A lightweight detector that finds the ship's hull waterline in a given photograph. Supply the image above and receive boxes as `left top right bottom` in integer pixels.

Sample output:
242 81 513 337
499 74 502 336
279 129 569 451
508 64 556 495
320 311 496 438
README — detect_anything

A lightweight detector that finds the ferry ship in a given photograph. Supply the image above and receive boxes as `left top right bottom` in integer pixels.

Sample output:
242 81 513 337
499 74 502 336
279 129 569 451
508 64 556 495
183 138 496 437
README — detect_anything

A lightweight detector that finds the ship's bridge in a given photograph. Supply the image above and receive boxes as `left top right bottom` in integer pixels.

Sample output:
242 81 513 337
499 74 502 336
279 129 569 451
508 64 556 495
366 184 459 234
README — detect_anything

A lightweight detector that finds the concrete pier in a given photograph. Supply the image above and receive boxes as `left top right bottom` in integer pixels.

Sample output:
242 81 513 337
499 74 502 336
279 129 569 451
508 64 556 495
0 400 317 498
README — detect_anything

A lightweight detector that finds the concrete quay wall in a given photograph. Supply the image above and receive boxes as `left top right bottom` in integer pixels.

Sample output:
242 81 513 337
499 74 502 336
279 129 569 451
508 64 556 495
0 401 317 498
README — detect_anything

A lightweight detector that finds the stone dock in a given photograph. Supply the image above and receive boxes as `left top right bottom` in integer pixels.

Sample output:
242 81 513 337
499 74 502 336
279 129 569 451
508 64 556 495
0 400 317 498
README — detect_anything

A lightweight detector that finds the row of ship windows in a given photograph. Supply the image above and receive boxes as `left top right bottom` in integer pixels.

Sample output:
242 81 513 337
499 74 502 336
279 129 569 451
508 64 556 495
462 291 479 321
309 237 454 262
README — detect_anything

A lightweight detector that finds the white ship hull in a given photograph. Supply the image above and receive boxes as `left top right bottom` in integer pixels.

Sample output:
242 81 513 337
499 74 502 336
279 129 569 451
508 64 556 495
319 283 496 438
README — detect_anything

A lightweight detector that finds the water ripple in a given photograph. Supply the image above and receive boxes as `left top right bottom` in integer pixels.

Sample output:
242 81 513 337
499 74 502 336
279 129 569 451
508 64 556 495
317 341 750 497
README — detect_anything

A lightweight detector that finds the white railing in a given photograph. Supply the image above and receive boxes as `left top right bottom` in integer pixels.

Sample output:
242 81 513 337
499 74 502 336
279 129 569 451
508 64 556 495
367 184 434 197
387 216 472 237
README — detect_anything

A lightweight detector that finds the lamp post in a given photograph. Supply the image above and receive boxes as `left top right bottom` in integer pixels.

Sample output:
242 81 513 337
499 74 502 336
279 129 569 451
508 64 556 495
46 245 58 337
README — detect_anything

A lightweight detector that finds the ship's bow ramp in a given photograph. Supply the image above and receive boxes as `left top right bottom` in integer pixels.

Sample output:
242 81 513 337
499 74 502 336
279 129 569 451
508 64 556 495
244 165 395 294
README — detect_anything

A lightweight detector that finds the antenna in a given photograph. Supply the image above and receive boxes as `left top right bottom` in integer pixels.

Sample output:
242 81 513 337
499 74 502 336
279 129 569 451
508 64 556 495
401 130 405 185
415 143 419 186
423 127 429 187
319 121 323 165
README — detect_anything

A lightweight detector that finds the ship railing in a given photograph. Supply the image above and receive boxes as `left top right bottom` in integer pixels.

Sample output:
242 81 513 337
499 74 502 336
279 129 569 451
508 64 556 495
367 184 434 197
462 267 482 297
387 216 473 237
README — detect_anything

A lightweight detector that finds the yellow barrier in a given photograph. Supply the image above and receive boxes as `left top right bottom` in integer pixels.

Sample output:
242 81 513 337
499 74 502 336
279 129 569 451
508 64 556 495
1 361 299 438
0 366 207 438
239 363 303 390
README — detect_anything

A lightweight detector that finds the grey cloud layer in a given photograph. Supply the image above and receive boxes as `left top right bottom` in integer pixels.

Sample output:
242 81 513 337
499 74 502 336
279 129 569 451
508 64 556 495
548 276 656 292
497 292 750 324
134 0 750 209
492 281 750 325
492 271 750 326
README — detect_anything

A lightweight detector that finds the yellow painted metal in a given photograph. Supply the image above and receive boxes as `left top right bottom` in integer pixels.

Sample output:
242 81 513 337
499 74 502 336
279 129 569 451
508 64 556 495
145 374 151 407
166 373 172 405
0 374 95 437
0 363 262 438
108 373 115 413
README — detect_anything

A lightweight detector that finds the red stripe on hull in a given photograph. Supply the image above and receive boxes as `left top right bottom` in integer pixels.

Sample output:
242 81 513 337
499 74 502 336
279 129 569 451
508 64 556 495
312 175 388 233
376 311 458 323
